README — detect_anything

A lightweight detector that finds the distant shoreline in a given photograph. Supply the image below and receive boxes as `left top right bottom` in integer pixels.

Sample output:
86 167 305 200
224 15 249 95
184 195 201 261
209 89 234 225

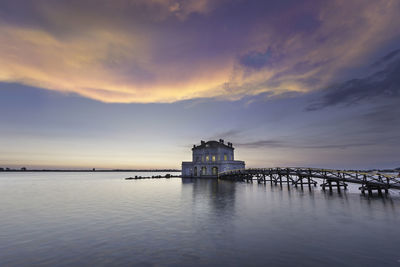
0 169 181 172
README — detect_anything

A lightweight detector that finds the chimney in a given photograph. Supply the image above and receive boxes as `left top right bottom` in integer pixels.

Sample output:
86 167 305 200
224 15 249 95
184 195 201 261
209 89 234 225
219 139 224 144
193 144 196 148
201 140 205 145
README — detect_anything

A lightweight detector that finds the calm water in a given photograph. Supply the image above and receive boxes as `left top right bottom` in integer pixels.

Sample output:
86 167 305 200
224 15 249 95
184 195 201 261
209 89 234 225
0 172 399 267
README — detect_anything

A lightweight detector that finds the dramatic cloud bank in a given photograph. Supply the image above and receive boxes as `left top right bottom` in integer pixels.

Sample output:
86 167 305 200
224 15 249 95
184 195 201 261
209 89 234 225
307 49 400 110
0 0 400 103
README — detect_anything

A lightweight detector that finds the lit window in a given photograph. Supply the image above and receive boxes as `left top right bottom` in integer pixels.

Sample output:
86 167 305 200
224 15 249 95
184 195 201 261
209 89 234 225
202 156 204 162
206 155 210 161
212 155 216 162
224 154 227 161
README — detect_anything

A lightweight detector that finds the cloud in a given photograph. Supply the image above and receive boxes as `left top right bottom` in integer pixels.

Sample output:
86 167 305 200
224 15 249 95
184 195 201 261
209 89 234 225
208 129 243 141
307 49 400 110
371 48 400 67
0 0 399 103
239 49 272 69
237 139 374 150
237 140 286 148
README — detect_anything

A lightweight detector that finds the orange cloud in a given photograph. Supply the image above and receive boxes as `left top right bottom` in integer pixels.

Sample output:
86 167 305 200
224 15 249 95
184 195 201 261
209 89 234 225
0 0 399 103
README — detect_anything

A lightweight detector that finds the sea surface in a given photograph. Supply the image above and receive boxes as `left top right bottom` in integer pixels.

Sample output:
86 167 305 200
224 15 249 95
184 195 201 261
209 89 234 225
0 172 399 267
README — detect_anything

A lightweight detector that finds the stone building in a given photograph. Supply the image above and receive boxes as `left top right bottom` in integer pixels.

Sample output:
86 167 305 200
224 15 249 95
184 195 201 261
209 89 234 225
182 139 245 178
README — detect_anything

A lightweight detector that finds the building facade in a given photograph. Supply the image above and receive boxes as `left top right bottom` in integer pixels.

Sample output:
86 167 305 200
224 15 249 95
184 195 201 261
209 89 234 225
182 139 245 178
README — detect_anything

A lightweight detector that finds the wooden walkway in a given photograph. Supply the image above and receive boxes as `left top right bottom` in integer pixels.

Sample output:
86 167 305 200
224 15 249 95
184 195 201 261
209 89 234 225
218 168 400 195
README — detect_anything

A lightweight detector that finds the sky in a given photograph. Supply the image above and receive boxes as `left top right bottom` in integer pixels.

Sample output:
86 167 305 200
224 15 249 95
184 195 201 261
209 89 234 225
0 0 399 170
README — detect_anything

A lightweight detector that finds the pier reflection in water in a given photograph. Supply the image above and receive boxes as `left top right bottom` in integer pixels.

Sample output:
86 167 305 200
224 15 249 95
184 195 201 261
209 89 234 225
0 172 399 266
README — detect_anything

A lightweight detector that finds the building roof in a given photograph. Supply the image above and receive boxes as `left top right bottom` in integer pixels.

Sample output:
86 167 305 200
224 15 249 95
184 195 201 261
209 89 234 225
192 140 234 150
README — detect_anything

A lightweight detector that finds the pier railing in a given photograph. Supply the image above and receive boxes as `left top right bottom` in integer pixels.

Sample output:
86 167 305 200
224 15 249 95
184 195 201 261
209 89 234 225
218 167 400 195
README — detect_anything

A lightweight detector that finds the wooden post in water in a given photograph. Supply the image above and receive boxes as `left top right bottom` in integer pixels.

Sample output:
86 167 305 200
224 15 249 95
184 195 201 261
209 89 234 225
300 175 303 189
385 177 389 194
286 169 290 186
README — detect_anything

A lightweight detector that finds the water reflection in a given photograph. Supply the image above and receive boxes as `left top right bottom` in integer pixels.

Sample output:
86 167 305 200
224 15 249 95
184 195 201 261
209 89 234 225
0 173 399 266
181 178 236 218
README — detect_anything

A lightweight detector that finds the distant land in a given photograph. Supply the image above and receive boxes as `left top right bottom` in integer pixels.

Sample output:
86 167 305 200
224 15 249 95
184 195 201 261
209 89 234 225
0 167 399 173
0 167 181 172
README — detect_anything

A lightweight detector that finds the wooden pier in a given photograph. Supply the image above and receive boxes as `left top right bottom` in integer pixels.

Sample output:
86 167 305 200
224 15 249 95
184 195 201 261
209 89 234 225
218 168 400 195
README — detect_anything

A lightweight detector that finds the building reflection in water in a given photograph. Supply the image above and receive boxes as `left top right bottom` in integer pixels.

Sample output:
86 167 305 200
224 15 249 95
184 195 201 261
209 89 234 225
181 178 236 219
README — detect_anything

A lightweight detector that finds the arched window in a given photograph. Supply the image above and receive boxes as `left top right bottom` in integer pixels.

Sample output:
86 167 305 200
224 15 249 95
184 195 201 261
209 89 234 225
201 167 207 176
224 154 228 161
212 155 216 162
212 167 218 176
206 155 210 161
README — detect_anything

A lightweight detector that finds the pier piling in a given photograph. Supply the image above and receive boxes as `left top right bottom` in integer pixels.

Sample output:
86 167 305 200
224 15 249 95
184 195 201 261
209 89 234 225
218 167 400 196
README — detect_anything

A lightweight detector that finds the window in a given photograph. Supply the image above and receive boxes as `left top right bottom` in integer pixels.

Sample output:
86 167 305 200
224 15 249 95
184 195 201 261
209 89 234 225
212 155 216 162
212 167 218 175
206 155 210 161
224 154 227 161
201 167 207 175
202 156 205 162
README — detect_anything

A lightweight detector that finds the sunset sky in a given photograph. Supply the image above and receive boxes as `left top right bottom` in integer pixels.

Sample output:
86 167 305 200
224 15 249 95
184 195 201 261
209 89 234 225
0 0 399 169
